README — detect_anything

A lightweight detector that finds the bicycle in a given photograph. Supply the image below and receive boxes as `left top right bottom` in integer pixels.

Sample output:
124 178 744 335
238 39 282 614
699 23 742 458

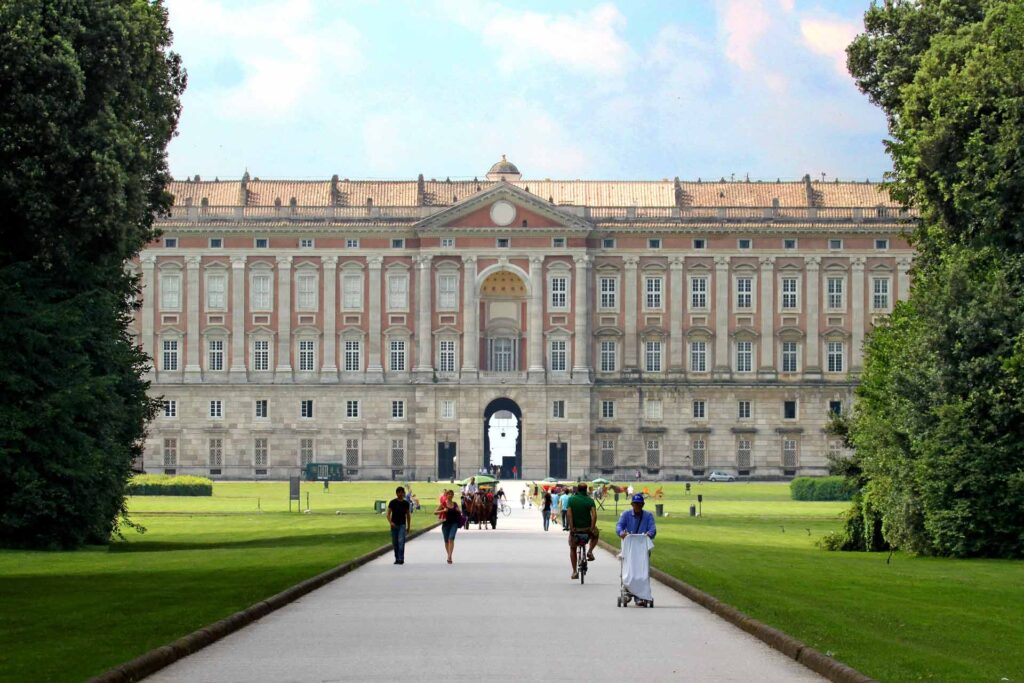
573 532 590 584
498 501 512 517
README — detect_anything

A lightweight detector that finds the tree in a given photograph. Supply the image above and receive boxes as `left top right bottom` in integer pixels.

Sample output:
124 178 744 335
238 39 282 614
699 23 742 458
0 0 184 548
842 0 1024 557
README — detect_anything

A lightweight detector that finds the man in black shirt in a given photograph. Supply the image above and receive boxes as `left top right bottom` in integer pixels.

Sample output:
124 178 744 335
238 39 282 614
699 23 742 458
387 486 412 564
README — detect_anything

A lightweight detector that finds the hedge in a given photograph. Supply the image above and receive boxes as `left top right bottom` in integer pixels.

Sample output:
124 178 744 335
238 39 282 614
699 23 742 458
790 476 857 501
126 474 213 496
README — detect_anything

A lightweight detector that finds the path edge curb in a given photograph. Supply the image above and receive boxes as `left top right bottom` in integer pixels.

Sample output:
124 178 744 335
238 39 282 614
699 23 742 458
597 539 876 683
89 522 440 683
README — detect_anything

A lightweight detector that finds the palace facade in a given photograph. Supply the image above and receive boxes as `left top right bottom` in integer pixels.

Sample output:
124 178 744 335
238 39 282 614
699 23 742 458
135 158 915 481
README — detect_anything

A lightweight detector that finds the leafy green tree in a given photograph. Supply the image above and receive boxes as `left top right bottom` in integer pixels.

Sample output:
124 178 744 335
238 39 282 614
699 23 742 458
0 0 184 548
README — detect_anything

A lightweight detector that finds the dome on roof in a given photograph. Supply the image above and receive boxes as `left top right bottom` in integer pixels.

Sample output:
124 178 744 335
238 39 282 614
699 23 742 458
486 154 522 181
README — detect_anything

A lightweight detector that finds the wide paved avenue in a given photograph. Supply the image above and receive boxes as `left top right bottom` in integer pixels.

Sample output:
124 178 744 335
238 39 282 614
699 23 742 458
149 484 823 682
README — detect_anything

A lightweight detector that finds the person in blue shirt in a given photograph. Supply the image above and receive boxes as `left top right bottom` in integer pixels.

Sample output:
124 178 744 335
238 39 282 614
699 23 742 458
559 490 571 531
616 493 657 539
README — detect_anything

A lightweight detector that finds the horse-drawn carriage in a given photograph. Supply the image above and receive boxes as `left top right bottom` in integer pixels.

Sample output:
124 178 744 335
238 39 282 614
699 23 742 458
458 477 499 529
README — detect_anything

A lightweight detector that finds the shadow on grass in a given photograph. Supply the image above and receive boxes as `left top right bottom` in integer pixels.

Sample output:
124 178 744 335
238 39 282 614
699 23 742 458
108 532 380 553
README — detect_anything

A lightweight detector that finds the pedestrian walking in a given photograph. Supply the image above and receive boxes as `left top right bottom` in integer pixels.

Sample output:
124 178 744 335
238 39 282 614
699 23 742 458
519 490 526 509
386 486 411 565
559 488 571 531
434 489 461 564
512 465 518 479
541 490 553 531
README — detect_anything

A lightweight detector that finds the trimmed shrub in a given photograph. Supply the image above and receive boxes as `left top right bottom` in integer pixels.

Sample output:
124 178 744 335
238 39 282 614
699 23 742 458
126 475 213 496
790 476 857 501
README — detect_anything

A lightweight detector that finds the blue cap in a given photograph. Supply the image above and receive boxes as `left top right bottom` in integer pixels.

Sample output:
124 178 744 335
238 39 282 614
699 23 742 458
631 494 645 504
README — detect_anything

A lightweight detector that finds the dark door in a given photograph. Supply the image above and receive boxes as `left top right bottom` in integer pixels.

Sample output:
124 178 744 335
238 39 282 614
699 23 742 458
548 442 568 479
438 442 457 481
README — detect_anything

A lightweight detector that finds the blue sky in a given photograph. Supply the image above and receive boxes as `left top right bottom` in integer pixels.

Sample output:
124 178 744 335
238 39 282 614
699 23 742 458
165 0 890 182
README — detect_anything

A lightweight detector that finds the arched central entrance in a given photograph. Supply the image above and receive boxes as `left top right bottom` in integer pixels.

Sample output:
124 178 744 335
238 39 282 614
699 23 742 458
483 397 522 479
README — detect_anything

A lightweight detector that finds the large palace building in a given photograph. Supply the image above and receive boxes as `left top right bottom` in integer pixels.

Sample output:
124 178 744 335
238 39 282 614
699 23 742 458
135 157 915 481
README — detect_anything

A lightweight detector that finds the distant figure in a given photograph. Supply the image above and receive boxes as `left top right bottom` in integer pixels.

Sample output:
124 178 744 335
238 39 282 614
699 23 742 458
323 479 329 492
635 469 642 481
520 490 526 509
541 490 553 531
512 465 518 479
559 489 571 531
386 486 411 565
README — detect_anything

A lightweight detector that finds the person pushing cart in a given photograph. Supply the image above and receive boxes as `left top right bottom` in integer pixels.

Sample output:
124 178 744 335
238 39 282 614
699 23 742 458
616 493 657 607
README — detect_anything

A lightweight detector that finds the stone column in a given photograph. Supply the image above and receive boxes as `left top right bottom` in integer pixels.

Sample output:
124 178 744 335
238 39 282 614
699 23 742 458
274 255 293 382
572 255 592 383
184 255 202 383
623 256 639 369
897 256 912 301
366 256 384 381
528 255 545 381
713 256 731 378
804 256 822 378
229 255 248 383
758 256 776 378
670 257 684 371
414 254 433 378
140 255 156 379
851 257 866 372
461 256 478 377
321 255 338 383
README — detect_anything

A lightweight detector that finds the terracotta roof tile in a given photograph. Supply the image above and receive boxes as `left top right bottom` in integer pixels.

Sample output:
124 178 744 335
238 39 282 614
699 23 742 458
678 182 807 207
336 181 418 207
812 181 900 207
168 180 242 206
245 180 332 207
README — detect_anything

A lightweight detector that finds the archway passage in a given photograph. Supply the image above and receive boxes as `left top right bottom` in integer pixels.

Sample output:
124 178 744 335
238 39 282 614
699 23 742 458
483 397 522 479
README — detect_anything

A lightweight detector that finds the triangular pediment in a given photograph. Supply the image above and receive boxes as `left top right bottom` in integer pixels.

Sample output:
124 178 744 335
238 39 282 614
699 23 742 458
415 183 592 234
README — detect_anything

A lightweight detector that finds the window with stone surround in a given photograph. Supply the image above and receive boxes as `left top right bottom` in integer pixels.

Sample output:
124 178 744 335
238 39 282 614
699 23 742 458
737 439 751 471
549 339 567 372
552 400 566 419
160 272 181 311
783 439 799 468
345 438 360 466
600 340 617 373
208 339 224 371
827 277 844 311
440 399 455 420
162 339 179 371
644 276 663 310
781 277 798 310
387 274 408 311
438 273 459 310
163 438 177 466
645 400 662 421
735 277 753 309
736 341 753 373
601 400 615 419
872 277 891 311
738 400 751 420
783 400 798 420
254 438 268 467
692 399 706 419
346 400 360 418
206 272 227 310
391 438 405 466
163 400 176 418
645 340 662 372
392 400 405 419
782 341 799 373
300 438 314 466
342 272 363 310
251 272 272 311
300 399 314 419
827 341 845 373
252 339 270 372
298 340 316 372
550 276 568 310
438 339 456 373
209 438 223 467
344 339 361 372
209 399 223 419
646 439 661 467
389 339 406 372
345 238 359 249
690 276 708 309
691 439 706 469
441 238 455 249
599 276 617 310
689 340 707 372
255 399 268 419
600 438 616 467
296 272 318 311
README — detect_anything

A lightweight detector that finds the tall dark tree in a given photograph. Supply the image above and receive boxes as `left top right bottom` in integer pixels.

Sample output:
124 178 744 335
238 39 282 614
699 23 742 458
842 0 1024 557
0 0 184 548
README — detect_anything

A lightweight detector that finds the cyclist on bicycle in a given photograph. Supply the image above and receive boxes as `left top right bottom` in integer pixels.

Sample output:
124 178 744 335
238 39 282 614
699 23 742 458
566 483 599 580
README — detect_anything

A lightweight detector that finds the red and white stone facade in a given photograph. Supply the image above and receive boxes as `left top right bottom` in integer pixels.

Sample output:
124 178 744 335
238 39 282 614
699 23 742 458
134 160 914 480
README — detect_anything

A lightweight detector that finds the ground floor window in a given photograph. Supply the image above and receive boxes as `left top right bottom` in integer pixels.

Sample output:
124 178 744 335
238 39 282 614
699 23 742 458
254 438 268 467
691 438 706 468
646 439 660 467
600 438 615 467
391 438 405 467
737 439 751 470
163 438 177 466
783 439 798 468
300 438 314 466
209 438 223 467
345 438 360 466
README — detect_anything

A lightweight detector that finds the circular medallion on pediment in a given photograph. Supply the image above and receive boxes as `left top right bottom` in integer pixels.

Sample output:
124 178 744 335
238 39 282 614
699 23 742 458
489 200 516 226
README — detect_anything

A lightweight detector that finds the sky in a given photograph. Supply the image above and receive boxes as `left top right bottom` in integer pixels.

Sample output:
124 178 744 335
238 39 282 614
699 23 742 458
164 0 891 182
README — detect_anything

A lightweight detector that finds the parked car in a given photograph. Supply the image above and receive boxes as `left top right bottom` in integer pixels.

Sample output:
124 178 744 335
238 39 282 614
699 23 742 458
707 470 737 482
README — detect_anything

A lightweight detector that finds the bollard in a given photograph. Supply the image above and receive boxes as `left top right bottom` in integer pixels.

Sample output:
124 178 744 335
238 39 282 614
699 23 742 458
689 504 696 517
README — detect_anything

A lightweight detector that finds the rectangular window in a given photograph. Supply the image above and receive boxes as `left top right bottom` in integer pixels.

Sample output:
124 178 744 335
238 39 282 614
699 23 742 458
550 277 568 310
693 238 706 250
163 399 176 418
601 400 615 419
163 438 177 466
299 238 314 249
690 341 707 372
645 276 663 310
299 340 315 372
600 439 615 467
828 439 844 460
253 340 270 371
783 238 797 250
254 238 269 249
648 238 662 249
438 274 458 310
645 340 662 372
297 273 317 311
738 400 751 419
784 400 798 420
209 399 223 419
255 399 268 419
387 275 408 310
163 237 178 248
252 273 272 311
829 400 843 415
736 341 753 373
344 340 361 372
300 399 314 419
690 277 707 309
209 438 223 467
389 339 406 371
552 400 565 419
737 238 752 250
692 400 706 419
691 439 706 468
439 339 456 373
209 237 223 249
496 238 510 248
875 238 889 250
550 340 567 372
782 341 798 373
345 438 360 466
600 340 617 372
206 273 227 310
737 439 752 469
602 238 616 249
162 339 179 371
735 277 752 309
645 400 663 421
489 337 516 372
441 237 455 248
827 277 844 310
552 237 566 248
342 273 363 310
345 238 360 249
160 273 181 310
441 399 455 419
827 341 845 373
300 438 314 466
599 277 617 309
346 400 360 418
781 277 798 310
392 400 405 419
391 438 405 466
829 239 843 250
783 439 798 467
646 439 661 467
872 278 890 310
254 438 268 466
391 238 405 249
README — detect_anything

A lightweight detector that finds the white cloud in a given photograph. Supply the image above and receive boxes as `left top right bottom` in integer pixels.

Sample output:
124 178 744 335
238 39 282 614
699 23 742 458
720 0 771 71
800 17 859 76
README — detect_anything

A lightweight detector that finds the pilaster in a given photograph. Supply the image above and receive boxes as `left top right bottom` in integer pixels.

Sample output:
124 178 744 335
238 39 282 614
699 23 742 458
897 256 912 301
712 255 731 379
366 256 384 382
804 256 822 379
758 256 776 379
850 256 865 372
623 256 639 369
274 255 293 383
528 255 545 382
461 256 478 379
229 255 248 383
321 255 339 383
669 257 684 371
414 254 433 379
572 254 592 384
140 255 156 380
184 255 202 383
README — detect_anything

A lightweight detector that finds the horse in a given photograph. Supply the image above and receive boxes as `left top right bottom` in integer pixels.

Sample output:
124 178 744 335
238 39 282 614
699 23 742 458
465 491 496 529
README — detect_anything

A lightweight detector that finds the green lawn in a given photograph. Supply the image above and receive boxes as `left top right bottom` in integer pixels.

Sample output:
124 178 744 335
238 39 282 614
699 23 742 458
598 482 1024 683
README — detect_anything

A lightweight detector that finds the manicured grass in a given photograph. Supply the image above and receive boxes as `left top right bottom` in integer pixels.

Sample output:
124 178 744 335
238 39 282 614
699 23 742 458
600 483 1024 683
0 482 446 682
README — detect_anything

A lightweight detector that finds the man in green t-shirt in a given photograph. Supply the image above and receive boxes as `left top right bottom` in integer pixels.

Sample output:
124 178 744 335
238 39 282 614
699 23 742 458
566 483 599 579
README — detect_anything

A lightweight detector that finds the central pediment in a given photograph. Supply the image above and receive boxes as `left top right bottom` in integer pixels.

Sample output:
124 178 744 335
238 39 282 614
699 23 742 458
415 182 592 234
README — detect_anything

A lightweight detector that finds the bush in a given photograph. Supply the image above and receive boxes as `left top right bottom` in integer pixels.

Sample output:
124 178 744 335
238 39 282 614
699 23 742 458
790 476 857 501
126 475 212 497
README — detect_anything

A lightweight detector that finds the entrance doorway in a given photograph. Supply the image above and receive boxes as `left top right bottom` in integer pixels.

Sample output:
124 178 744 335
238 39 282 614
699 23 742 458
437 441 457 481
483 398 522 479
548 442 568 479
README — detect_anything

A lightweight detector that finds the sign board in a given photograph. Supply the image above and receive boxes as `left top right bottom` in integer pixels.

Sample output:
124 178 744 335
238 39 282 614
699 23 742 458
289 476 300 501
